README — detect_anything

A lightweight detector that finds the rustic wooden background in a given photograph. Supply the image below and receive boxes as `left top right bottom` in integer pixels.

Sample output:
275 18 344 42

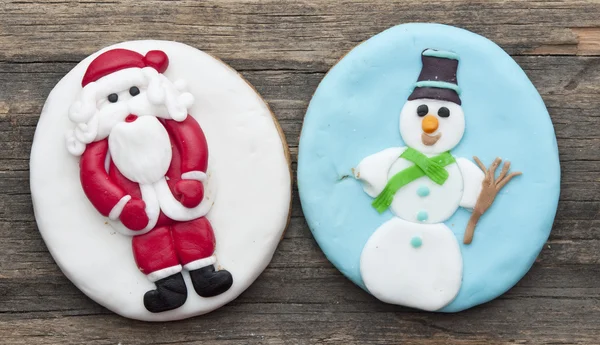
1 0 600 344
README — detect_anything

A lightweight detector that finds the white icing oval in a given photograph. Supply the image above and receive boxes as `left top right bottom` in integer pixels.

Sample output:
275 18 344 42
360 218 462 311
30 40 291 321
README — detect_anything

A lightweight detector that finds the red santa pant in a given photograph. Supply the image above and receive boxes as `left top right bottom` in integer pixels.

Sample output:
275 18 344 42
132 217 216 282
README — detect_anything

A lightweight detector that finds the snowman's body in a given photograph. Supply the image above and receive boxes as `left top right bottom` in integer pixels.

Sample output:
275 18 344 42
388 151 463 223
357 146 483 311
355 95 485 311
360 217 462 311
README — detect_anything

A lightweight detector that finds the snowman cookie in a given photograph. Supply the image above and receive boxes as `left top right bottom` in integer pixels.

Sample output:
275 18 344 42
298 24 560 312
31 41 291 321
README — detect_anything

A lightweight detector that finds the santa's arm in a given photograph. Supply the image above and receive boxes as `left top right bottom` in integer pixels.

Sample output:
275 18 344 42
163 115 209 178
163 115 209 208
457 157 485 210
80 139 129 216
353 147 405 198
80 139 148 230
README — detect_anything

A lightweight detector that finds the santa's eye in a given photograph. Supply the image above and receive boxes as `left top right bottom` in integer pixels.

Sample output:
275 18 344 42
129 86 140 96
417 105 428 116
107 93 118 103
438 107 450 118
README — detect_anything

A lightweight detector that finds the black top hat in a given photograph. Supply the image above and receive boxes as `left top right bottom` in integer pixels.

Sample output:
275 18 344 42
408 49 462 105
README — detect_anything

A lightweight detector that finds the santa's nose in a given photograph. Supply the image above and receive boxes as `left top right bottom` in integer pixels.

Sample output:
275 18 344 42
125 114 138 123
421 114 439 133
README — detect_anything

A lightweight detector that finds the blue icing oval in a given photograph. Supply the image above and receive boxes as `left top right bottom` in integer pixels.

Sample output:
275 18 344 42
410 236 423 248
417 211 429 222
297 23 560 312
417 185 430 197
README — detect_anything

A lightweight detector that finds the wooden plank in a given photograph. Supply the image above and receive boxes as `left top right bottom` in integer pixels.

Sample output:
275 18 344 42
1 0 600 344
2 0 600 65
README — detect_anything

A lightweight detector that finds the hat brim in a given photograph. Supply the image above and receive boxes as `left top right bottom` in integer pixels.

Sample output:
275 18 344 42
408 87 461 105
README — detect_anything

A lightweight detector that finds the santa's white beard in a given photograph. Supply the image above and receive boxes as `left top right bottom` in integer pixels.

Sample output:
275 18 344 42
108 116 172 185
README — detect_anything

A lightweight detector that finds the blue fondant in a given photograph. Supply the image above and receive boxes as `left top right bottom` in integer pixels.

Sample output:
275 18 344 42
417 185 430 197
411 236 423 248
417 211 429 222
423 49 460 60
297 23 560 312
414 80 461 94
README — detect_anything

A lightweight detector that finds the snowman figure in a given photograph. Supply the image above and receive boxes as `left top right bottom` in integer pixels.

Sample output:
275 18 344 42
354 49 521 311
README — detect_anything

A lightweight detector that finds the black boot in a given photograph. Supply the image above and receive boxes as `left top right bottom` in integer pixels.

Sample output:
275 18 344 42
144 272 187 313
189 265 233 297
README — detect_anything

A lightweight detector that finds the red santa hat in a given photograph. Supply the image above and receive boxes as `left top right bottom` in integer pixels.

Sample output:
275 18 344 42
81 49 169 87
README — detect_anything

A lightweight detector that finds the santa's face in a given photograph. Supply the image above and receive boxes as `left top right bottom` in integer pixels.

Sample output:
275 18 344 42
90 68 173 141
91 68 180 184
67 67 196 182
66 66 194 157
399 99 465 154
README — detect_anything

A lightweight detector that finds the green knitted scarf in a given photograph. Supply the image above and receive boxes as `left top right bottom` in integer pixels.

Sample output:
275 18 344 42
372 147 455 213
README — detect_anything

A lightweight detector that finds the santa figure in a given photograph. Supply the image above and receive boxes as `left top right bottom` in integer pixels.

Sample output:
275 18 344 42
65 48 233 313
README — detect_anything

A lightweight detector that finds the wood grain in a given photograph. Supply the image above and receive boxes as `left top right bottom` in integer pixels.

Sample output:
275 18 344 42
1 0 600 344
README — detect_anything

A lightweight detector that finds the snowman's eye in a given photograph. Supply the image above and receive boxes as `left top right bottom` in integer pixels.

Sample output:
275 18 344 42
438 107 450 118
129 86 140 96
417 105 428 116
107 93 118 103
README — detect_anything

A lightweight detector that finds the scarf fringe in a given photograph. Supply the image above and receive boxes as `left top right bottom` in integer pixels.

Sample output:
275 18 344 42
372 187 394 214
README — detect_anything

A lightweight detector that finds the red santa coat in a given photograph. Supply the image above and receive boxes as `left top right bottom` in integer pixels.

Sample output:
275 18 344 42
80 115 217 281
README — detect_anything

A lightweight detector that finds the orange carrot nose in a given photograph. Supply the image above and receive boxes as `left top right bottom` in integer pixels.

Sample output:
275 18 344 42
422 114 439 133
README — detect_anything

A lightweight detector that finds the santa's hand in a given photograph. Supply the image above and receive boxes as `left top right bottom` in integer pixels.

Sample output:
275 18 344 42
173 180 205 208
120 198 149 231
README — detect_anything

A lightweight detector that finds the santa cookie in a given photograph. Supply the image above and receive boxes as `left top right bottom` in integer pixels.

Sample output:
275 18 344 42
31 41 291 321
298 24 560 312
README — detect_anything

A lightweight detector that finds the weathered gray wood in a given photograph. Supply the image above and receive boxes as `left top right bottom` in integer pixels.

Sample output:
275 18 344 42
1 0 600 344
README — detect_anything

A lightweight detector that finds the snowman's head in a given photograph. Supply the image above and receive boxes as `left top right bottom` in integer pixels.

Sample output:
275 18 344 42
399 98 465 154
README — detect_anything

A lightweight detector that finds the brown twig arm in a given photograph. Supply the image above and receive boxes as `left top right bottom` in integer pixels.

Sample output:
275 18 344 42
463 210 483 244
463 156 521 245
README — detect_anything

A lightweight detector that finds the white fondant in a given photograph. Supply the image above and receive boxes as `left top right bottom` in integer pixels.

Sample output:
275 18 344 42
69 82 99 124
104 150 111 173
399 99 465 154
354 147 405 197
31 40 291 322
360 218 462 311
181 171 207 182
183 255 217 271
387 154 463 223
65 130 86 156
108 116 172 185
357 149 466 310
457 157 485 209
75 117 99 144
147 265 183 283
108 195 131 220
